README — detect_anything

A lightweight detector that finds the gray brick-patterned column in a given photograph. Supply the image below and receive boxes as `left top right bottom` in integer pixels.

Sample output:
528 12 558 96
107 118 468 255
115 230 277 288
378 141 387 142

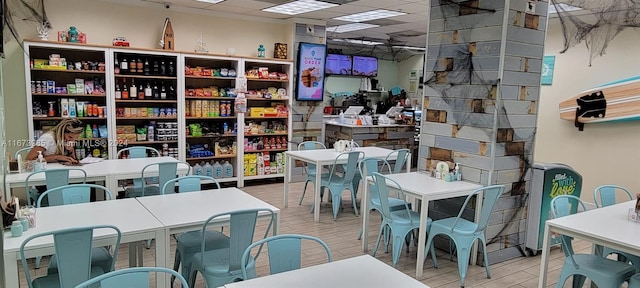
290 23 327 182
420 0 547 265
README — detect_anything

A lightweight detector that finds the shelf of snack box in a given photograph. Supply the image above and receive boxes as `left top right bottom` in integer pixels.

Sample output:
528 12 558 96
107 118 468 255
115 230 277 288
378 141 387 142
246 78 288 83
32 116 107 121
186 116 237 120
31 68 105 74
245 116 288 120
116 117 177 120
185 96 237 100
245 97 289 101
115 99 177 104
244 133 288 137
32 93 105 98
244 148 288 153
244 174 284 180
186 154 237 161
185 75 236 80
114 74 176 80
187 134 237 138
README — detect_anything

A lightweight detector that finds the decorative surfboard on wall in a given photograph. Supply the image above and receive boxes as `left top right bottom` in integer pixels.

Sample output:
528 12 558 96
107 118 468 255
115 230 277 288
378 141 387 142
159 17 174 50
559 75 640 131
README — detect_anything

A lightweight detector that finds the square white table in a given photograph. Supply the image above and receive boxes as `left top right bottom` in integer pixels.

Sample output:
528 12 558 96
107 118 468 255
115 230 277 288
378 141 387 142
538 200 640 288
4 156 184 199
135 188 280 270
362 172 482 278
284 146 409 222
223 255 430 288
2 198 167 288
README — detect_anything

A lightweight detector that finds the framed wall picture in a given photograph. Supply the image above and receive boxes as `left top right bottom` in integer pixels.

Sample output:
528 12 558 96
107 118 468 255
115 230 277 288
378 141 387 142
296 42 327 101
541 55 555 85
409 80 417 93
409 70 418 79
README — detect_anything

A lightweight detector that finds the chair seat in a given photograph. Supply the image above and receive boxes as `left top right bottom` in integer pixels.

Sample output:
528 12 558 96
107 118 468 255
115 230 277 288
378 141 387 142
47 247 113 274
177 230 230 252
603 247 640 272
33 266 104 288
124 186 160 198
192 248 256 279
567 254 636 279
372 197 409 211
320 174 344 184
389 210 432 227
431 217 478 235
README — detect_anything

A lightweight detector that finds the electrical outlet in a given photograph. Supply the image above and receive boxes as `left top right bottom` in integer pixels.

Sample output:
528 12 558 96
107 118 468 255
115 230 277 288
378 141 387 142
306 24 315 35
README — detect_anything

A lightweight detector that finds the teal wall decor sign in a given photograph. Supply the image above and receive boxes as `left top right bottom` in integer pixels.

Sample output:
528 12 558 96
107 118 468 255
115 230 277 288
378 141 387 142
541 55 555 85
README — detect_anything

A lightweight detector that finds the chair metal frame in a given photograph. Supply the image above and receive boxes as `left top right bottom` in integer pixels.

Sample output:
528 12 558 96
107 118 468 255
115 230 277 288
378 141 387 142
37 183 114 207
161 175 221 195
297 141 327 206
321 151 364 220
73 267 188 288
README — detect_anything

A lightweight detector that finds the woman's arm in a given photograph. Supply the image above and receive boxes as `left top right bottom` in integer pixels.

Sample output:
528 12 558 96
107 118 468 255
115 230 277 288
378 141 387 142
25 146 70 162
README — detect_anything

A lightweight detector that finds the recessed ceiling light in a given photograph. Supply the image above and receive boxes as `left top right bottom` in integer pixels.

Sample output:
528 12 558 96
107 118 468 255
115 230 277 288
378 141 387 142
331 38 384 45
333 9 406 22
196 0 225 3
327 23 380 33
262 0 338 15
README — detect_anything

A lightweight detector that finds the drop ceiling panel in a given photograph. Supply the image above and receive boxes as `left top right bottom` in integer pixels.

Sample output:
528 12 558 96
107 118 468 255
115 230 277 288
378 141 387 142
349 0 403 9
207 4 251 13
323 3 373 13
299 10 346 20
218 0 274 9
141 0 213 8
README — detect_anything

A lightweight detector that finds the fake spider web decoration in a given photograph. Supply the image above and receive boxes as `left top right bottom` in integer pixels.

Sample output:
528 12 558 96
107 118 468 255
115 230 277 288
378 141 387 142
2 0 50 57
551 0 640 65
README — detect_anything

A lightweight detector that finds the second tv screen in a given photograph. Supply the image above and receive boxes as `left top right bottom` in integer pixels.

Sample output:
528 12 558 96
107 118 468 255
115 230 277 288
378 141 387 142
352 56 378 77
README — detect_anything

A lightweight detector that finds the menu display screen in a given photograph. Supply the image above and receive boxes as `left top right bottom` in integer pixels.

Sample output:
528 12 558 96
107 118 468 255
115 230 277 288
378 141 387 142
352 56 378 77
325 54 352 75
295 42 327 101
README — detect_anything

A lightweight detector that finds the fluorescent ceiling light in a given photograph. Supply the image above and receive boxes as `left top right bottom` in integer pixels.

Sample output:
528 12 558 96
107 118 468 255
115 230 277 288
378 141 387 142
262 0 338 15
331 38 384 45
548 3 582 13
333 9 406 22
196 0 225 3
392 45 426 51
327 23 380 33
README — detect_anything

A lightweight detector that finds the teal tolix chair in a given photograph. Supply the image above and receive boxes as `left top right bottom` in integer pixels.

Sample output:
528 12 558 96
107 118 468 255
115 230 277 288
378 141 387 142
297 141 327 206
425 184 506 288
320 151 364 220
552 194 636 288
385 148 410 174
74 267 189 288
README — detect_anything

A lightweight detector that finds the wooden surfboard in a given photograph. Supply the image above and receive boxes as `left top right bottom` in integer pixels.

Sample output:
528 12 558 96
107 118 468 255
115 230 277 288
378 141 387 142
559 75 640 130
161 18 174 50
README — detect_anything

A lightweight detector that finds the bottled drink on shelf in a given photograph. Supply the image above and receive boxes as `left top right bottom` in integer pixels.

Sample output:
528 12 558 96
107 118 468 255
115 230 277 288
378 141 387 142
138 83 144 99
153 82 160 99
115 83 121 99
130 79 137 99
152 60 159 75
160 82 167 100
130 58 137 74
145 82 152 98
114 53 120 75
122 79 129 99
169 83 176 99
160 60 166 75
136 58 143 74
143 59 150 75
168 60 175 76
120 56 128 74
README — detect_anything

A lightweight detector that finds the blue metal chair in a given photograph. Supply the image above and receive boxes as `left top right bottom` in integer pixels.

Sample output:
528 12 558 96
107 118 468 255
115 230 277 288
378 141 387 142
14 146 32 173
37 184 116 275
125 161 190 198
320 151 364 220
371 172 434 267
551 194 636 288
385 148 410 174
356 158 411 241
20 225 121 288
629 273 640 288
73 267 189 288
161 175 227 287
240 234 332 280
297 141 327 206
593 184 640 272
117 146 160 192
188 208 275 288
25 168 87 269
425 184 506 287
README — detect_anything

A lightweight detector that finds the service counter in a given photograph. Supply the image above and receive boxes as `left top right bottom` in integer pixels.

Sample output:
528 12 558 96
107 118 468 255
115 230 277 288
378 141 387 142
324 121 415 150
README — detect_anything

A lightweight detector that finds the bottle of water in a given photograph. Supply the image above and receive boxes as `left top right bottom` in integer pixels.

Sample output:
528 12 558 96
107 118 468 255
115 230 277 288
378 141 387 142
223 161 233 178
193 162 203 175
203 162 213 177
213 161 223 179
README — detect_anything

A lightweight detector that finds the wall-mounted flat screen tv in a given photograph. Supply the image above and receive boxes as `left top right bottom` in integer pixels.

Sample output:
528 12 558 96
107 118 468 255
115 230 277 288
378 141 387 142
325 54 352 75
352 56 378 77
295 42 327 101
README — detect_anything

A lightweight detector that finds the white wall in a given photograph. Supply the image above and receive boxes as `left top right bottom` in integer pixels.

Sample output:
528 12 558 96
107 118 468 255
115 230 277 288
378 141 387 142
535 20 640 203
2 0 291 151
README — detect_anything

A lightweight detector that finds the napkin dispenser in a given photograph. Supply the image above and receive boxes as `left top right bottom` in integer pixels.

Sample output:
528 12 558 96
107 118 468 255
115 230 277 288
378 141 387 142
334 140 355 153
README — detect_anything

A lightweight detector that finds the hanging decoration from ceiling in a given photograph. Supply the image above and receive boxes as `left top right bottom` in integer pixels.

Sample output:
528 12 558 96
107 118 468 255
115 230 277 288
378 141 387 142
3 0 50 57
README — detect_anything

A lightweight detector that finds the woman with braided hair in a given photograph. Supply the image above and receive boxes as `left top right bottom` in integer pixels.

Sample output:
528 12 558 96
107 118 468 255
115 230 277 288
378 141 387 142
25 118 84 164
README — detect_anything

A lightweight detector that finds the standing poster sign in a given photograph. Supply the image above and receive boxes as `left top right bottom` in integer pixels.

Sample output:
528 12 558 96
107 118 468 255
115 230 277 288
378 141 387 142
296 42 327 101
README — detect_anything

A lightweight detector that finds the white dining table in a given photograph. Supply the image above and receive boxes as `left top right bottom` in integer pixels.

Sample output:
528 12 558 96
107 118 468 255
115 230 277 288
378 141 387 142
538 200 640 288
135 188 280 270
284 146 409 222
4 156 185 199
223 255 430 288
362 171 483 278
2 198 168 288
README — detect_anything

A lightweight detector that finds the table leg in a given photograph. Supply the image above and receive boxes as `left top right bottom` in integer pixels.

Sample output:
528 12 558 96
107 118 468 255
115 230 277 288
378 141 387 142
313 162 322 222
415 198 429 278
406 153 411 173
538 223 551 288
283 154 290 208
361 174 370 252
156 228 169 288
4 182 11 200
274 212 280 235
104 176 118 198
128 244 137 267
4 253 19 287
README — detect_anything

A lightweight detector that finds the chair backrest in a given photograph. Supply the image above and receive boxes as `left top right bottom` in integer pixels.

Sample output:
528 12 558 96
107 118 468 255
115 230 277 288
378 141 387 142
14 146 32 161
594 184 633 208
358 158 391 204
21 225 121 288
386 148 410 174
37 184 114 207
451 185 506 234
240 234 332 280
161 175 220 194
372 172 413 222
298 141 326 173
200 208 275 274
25 168 88 206
140 161 191 196
116 146 160 158
327 151 364 184
73 267 188 288
550 195 588 264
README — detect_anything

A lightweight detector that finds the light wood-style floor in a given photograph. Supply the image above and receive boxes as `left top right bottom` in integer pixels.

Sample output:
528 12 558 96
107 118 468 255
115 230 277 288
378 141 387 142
17 181 602 287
